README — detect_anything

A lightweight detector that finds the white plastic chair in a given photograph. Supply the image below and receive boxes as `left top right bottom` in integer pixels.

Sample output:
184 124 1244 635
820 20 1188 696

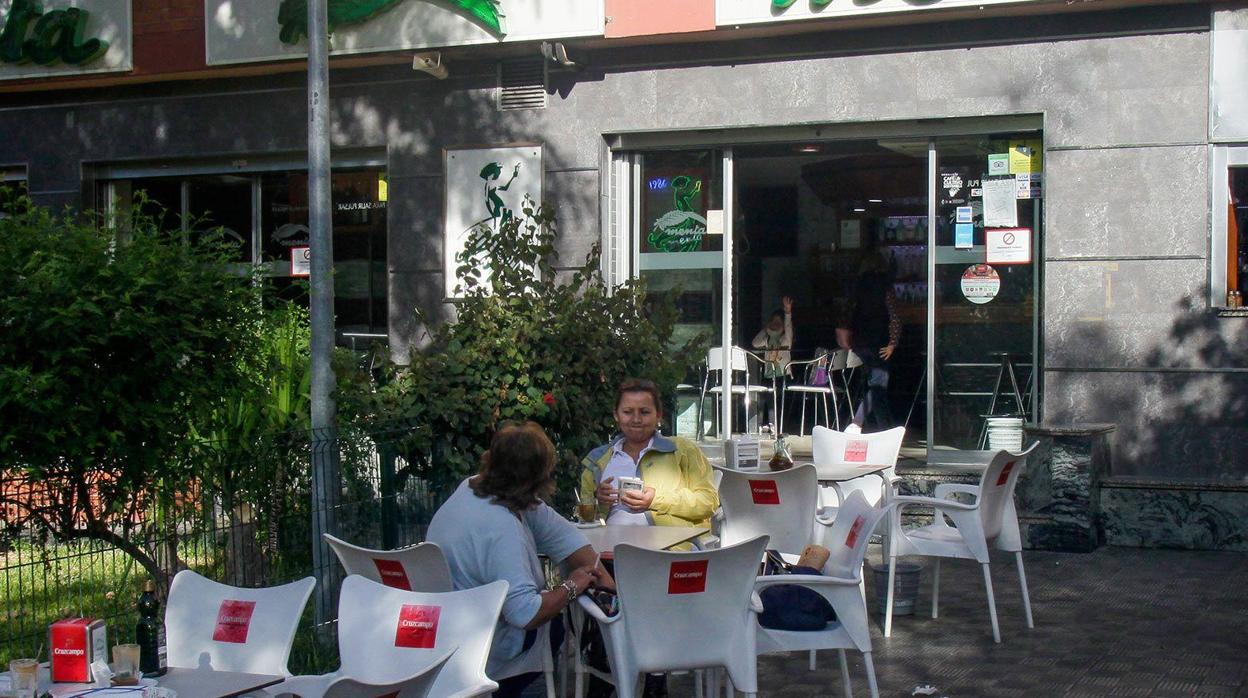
714 463 819 555
578 536 769 698
324 533 559 697
885 445 1038 644
701 346 773 437
755 491 892 698
165 570 314 676
811 424 905 520
281 576 508 698
323 534 453 592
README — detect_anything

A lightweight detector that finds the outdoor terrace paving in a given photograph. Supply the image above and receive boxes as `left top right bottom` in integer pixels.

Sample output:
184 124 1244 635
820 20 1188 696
647 546 1248 697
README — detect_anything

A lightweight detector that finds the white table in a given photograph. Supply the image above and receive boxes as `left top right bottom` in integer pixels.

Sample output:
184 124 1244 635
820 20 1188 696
17 665 285 698
802 462 890 484
577 524 708 554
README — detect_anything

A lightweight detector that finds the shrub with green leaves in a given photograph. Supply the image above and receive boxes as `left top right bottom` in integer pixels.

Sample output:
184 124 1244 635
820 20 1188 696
0 189 262 582
366 199 705 510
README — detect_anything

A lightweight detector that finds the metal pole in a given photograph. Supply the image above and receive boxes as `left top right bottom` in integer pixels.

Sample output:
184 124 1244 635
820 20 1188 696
306 0 338 628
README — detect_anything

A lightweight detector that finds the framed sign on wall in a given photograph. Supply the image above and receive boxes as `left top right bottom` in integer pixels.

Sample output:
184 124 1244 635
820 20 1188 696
443 145 543 299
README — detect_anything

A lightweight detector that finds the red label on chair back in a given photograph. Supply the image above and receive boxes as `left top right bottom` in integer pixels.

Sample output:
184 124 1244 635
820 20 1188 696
374 558 412 590
749 480 780 505
668 560 710 594
844 440 868 463
395 604 441 649
212 599 257 644
844 516 867 549
996 461 1016 487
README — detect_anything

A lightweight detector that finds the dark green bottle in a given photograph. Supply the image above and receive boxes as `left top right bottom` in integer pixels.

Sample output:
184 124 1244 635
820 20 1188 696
136 580 167 677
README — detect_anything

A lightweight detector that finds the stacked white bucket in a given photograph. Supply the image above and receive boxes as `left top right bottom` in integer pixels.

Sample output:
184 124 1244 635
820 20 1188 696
986 417 1025 452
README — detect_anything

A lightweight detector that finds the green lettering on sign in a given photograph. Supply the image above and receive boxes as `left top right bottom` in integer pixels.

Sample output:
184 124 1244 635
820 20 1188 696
772 0 833 8
0 0 109 67
277 0 506 45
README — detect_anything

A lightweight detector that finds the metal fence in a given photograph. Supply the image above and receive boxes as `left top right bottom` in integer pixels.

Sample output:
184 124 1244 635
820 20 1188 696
0 419 448 673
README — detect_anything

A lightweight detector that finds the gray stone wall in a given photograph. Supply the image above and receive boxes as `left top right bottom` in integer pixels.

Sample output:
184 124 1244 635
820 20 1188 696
1 6 1242 484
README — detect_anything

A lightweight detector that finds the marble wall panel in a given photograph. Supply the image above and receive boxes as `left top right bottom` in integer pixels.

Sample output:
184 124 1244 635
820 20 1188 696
1043 369 1248 480
1043 258 1230 369
1102 486 1248 551
1044 147 1208 259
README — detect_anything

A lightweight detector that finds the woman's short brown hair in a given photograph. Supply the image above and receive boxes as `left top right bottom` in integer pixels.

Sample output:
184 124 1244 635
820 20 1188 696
470 421 557 513
615 377 663 415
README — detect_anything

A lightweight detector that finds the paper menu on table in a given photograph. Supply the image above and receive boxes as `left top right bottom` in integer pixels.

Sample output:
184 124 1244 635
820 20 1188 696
982 177 1018 228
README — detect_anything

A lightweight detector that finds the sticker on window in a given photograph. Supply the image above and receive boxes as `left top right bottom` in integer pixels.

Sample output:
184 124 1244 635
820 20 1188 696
394 604 441 649
996 461 1016 487
668 560 710 594
844 440 868 463
213 600 257 644
749 480 780 505
844 516 867 549
374 558 412 590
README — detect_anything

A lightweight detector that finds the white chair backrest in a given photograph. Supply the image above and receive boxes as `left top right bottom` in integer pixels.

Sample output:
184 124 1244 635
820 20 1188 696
811 425 905 507
846 350 864 369
715 464 818 554
614 536 768 674
324 534 453 592
707 346 749 374
165 570 314 675
337 575 508 697
821 490 887 580
975 445 1036 541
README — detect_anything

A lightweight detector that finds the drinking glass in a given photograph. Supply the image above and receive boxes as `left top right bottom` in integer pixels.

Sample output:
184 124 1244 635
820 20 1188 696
576 503 597 523
8 659 37 698
112 644 141 680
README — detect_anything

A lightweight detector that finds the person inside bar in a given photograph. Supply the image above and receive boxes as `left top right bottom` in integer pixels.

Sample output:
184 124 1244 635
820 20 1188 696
845 250 901 429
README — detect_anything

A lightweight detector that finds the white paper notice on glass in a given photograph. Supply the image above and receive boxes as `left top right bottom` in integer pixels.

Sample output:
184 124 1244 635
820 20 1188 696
290 246 311 277
982 177 1018 227
706 209 725 235
985 228 1032 265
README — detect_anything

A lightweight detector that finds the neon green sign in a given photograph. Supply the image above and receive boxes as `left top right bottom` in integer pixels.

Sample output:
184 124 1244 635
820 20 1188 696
277 0 506 45
0 0 109 66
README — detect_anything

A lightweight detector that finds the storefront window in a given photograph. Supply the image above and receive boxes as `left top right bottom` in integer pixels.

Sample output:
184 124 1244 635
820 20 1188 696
1228 167 1248 304
104 166 388 338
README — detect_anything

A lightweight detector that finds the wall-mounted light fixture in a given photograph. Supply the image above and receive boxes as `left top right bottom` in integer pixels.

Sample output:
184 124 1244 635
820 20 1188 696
412 51 448 79
541 41 576 69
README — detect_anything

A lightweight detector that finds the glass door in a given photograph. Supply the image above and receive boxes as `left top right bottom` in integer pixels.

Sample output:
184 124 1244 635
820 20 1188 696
929 135 1042 451
634 149 734 438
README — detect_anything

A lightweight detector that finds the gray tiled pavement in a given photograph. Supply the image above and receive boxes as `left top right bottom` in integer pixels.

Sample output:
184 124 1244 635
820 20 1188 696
630 546 1248 697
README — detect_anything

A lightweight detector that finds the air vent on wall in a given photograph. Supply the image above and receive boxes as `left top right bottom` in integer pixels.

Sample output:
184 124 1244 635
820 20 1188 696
497 57 547 111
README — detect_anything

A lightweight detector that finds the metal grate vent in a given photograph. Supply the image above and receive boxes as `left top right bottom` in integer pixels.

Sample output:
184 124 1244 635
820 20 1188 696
497 57 547 111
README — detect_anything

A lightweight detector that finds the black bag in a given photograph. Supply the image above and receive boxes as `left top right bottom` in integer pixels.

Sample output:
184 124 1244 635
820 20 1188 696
758 557 837 631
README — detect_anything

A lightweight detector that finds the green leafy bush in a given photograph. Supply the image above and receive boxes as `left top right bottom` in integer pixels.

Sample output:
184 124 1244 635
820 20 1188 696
0 189 262 582
363 199 705 510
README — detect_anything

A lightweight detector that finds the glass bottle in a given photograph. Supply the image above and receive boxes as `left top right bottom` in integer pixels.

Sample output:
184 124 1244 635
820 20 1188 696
768 434 794 471
136 580 167 677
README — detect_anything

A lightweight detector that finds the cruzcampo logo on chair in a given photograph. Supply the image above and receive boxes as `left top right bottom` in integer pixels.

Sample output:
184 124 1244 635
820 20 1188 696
277 0 507 45
0 0 109 67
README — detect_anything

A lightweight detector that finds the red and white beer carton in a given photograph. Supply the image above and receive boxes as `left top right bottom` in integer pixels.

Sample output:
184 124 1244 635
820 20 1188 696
49 617 108 683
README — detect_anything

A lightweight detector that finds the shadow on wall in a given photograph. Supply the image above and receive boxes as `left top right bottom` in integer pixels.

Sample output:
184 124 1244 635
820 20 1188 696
1052 289 1248 482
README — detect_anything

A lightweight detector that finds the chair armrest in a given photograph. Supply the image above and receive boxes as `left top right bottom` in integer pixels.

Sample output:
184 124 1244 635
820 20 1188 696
934 483 980 501
755 574 859 591
750 591 764 614
815 508 838 527
893 495 977 512
576 594 621 625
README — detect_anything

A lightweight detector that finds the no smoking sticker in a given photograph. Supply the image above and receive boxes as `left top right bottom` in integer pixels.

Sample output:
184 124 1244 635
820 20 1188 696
985 228 1031 265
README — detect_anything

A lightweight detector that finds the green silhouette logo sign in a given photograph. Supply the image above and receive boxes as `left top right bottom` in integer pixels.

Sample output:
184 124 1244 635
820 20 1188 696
647 175 707 253
277 0 506 45
0 0 109 66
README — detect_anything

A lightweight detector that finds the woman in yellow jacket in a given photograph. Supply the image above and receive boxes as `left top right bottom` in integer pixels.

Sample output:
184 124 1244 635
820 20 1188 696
579 378 718 531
